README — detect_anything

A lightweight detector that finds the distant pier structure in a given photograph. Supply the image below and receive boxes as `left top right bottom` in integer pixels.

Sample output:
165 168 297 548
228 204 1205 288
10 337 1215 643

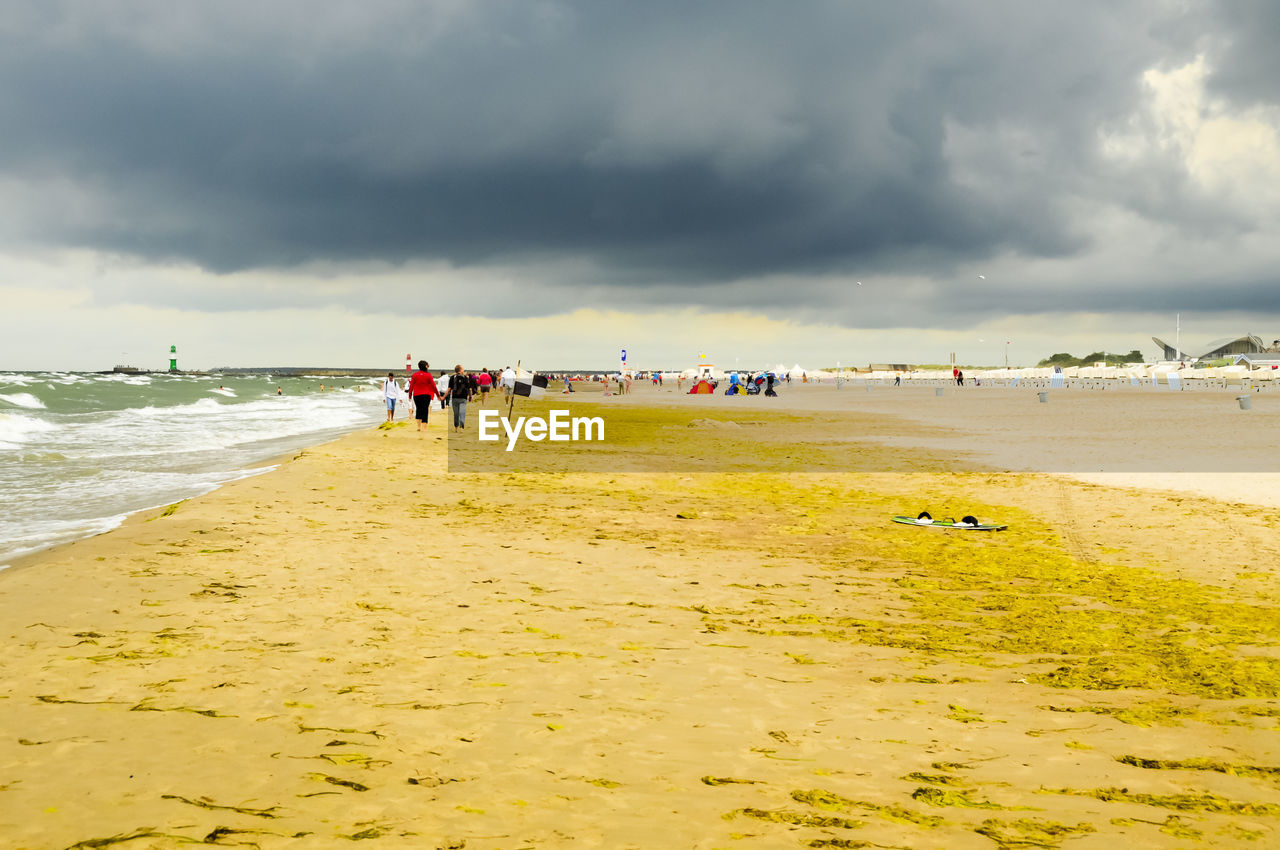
169 345 178 372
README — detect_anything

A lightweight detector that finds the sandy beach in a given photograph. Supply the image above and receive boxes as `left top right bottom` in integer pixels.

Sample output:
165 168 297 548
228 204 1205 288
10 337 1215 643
3 386 1280 849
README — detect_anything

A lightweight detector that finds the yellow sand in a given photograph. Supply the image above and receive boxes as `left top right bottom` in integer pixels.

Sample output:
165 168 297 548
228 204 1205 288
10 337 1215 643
2 390 1279 849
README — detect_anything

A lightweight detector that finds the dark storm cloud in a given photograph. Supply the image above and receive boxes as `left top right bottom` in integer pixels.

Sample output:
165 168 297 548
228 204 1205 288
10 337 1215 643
1199 0 1280 108
0 0 1273 320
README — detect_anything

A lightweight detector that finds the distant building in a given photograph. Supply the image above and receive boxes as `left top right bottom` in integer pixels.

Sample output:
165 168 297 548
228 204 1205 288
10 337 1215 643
1150 334 1266 362
1235 353 1280 369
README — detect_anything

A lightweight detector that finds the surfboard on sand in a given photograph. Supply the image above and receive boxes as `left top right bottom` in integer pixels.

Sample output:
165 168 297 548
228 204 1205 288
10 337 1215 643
892 514 1007 531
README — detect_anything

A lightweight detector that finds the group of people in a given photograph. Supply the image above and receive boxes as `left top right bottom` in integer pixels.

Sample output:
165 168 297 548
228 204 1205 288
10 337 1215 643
600 374 631 396
382 363 519 432
723 371 779 396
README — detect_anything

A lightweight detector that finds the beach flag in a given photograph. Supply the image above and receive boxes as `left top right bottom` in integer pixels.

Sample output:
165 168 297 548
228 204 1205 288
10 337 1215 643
514 374 548 398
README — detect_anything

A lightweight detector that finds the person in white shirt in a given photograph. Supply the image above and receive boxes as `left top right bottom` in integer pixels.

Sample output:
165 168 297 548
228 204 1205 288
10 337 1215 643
381 372 399 422
500 366 516 402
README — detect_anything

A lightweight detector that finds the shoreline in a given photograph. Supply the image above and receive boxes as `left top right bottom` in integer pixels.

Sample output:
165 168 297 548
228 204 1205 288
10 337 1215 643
0 406 385 570
0 460 281 577
9 381 1280 574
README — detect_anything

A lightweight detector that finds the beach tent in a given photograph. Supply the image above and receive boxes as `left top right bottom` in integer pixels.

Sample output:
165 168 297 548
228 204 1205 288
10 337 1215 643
690 379 715 394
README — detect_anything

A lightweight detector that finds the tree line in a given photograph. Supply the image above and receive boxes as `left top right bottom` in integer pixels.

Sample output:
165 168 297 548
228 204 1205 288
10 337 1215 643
1036 350 1145 368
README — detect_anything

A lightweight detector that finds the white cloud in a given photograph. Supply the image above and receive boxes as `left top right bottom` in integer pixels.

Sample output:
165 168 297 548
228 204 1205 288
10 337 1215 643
1103 54 1280 214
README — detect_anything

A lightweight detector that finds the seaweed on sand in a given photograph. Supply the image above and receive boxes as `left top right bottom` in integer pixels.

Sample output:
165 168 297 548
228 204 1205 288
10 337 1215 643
901 772 967 786
144 501 184 521
1047 787 1280 816
160 794 280 818
298 723 384 738
726 807 865 830
64 829 185 848
791 789 943 827
681 477 1280 702
130 700 234 718
36 695 129 707
702 776 762 786
1040 701 1206 727
974 818 1095 848
1115 755 1280 781
910 787 1006 810
313 774 370 792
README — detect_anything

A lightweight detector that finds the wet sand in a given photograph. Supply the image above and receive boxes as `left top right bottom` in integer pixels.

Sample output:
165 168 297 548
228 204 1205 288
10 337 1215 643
2 388 1279 848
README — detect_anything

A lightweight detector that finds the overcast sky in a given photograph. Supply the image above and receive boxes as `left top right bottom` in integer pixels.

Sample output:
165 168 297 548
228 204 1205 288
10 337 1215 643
2 0 1277 369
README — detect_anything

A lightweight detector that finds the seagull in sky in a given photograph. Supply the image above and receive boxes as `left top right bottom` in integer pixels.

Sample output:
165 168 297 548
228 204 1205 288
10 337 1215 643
977 274 986 280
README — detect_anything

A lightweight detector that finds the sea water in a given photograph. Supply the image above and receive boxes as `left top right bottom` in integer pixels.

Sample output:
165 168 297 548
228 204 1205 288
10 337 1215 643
0 372 386 566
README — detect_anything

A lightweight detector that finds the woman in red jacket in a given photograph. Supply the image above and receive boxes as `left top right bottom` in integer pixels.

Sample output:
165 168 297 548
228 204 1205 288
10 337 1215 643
407 360 439 432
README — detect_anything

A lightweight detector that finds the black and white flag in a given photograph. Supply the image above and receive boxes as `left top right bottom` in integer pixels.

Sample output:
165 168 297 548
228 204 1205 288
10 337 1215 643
513 374 548 398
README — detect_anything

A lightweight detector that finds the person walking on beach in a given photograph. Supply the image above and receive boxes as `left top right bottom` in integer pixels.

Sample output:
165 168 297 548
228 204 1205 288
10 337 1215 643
476 368 492 406
381 372 399 422
445 365 474 432
500 366 516 403
407 360 438 432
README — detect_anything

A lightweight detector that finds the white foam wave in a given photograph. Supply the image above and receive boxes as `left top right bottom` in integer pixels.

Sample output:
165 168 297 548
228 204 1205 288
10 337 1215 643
0 412 57 450
93 373 153 384
52 392 380 459
0 511 133 562
0 392 46 409
0 464 276 563
0 381 383 562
